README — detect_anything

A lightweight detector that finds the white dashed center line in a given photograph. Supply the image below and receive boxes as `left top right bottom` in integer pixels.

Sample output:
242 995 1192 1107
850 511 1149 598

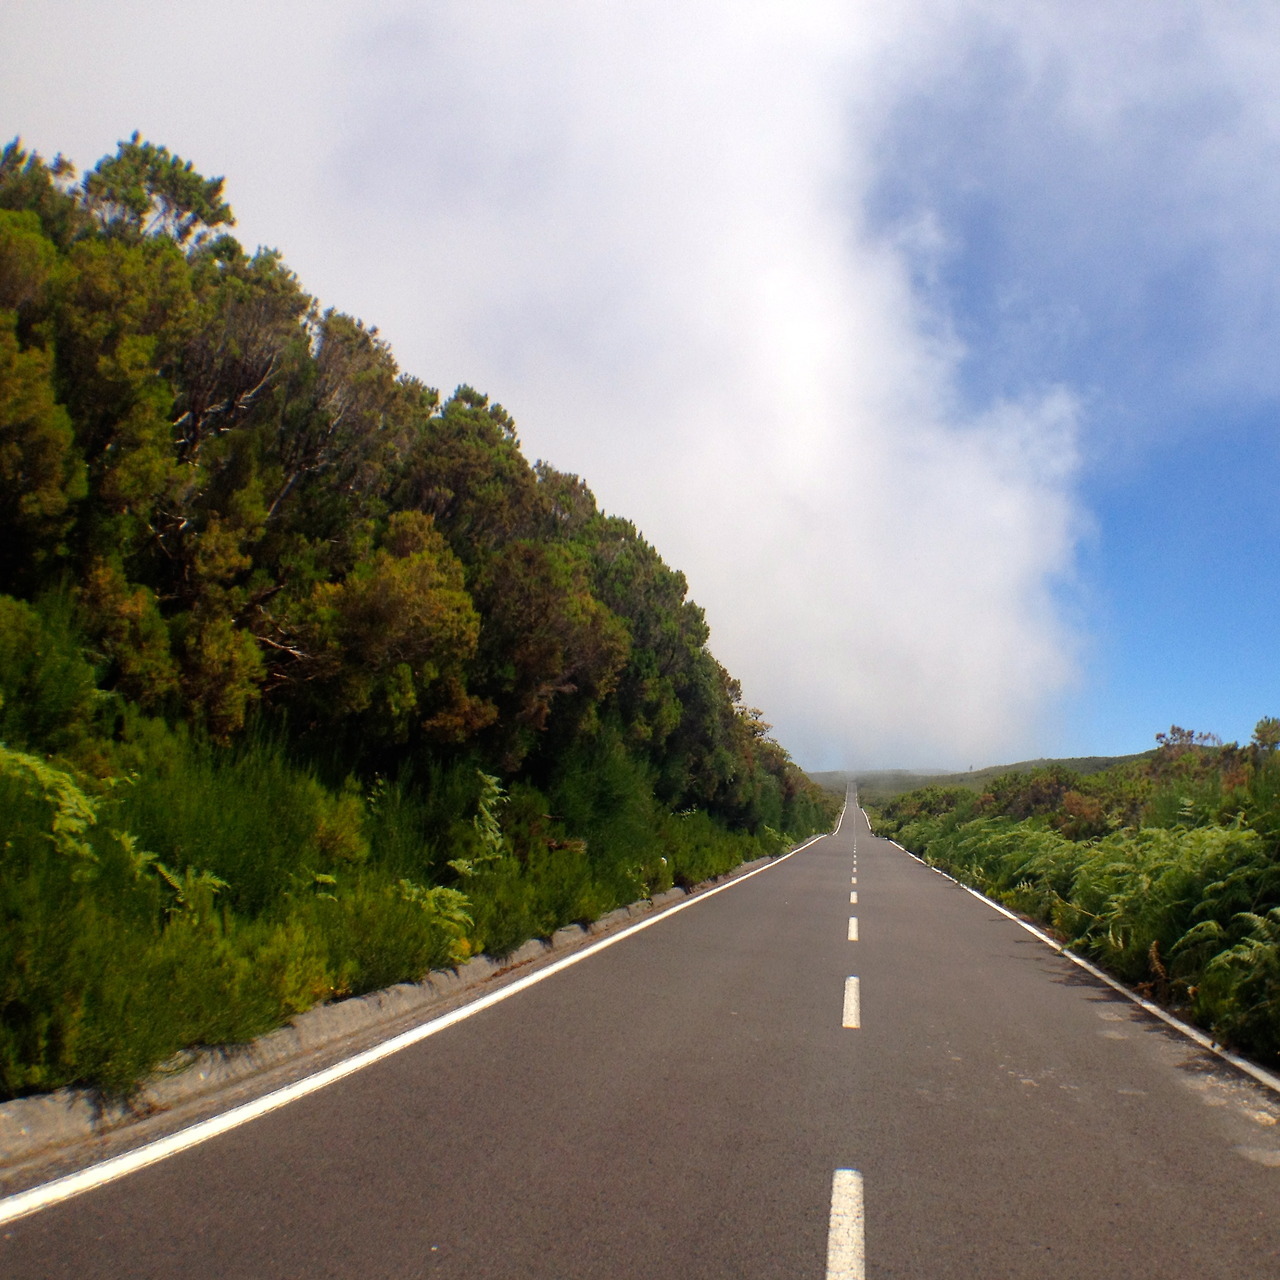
826 1168 866 1279
830 822 865 1270
842 977 861 1028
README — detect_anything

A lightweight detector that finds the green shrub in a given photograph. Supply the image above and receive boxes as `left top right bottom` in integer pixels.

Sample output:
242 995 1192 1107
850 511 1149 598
1196 909 1280 1060
0 591 101 755
298 875 470 994
0 744 338 1094
106 721 365 914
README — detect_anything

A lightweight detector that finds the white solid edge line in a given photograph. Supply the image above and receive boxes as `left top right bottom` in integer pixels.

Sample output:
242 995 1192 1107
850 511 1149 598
826 1168 866 1280
0 818 842 1228
831 800 848 837
848 917 859 942
884 839 1280 1097
842 977 861 1028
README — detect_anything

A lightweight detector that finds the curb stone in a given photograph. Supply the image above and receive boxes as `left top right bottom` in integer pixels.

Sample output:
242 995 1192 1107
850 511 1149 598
0 848 792 1171
588 907 631 933
551 925 587 948
649 888 686 909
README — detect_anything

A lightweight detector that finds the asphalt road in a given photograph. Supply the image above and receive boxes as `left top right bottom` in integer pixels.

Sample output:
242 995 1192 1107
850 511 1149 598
3 802 1279 1278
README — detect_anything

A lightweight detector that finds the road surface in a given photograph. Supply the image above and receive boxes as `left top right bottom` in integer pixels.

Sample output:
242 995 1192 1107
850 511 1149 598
2 801 1278 1277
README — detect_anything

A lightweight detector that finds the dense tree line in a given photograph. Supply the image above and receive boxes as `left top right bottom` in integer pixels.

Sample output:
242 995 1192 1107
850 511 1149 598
0 136 837 1096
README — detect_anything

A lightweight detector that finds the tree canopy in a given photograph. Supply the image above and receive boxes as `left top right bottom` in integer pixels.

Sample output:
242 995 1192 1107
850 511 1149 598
0 132 825 830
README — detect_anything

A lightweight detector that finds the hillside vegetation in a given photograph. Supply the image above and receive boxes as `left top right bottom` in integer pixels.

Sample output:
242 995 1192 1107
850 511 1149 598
0 136 837 1098
867 724 1280 1067
809 753 1154 804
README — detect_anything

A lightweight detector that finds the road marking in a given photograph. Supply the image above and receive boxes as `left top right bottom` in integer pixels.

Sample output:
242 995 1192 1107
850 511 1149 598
849 891 858 904
850 876 857 885
831 798 850 836
848 917 859 942
842 977 861 1028
0 824 844 1230
826 1168 865 1279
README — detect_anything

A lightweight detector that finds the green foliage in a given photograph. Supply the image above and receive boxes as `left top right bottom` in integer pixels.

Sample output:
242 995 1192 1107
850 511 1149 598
0 142 86 248
106 721 367 915
0 592 101 754
1197 909 1280 1059
661 808 781 888
0 133 838 1098
0 221 85 588
0 741 475 1096
294 877 470 996
468 771 508 864
83 133 234 246
283 510 485 744
0 743 100 861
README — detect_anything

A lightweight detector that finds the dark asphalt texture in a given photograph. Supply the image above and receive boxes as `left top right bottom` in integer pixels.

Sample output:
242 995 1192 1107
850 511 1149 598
3 804 1279 1277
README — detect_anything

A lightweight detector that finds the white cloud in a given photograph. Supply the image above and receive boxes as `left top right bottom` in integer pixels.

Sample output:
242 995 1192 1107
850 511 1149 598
871 2 1280 447
304 1 1085 767
25 1 1280 766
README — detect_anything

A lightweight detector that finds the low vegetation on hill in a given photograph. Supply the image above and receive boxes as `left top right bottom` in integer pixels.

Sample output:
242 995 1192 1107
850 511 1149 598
0 136 837 1098
831 752 1153 804
867 723 1280 1067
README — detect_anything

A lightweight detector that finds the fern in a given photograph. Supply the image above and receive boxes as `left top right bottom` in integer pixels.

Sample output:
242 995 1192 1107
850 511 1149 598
0 743 98 863
448 770 509 877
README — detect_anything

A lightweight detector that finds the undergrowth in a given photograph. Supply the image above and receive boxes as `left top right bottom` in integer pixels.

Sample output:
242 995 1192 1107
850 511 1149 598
0 726 831 1098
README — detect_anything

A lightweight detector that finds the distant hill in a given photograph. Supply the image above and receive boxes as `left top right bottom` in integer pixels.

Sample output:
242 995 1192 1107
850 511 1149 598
806 771 852 796
807 770 858 794
811 752 1156 803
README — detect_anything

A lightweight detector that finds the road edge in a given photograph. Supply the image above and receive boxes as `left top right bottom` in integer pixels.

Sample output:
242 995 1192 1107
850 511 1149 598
866 811 1280 1098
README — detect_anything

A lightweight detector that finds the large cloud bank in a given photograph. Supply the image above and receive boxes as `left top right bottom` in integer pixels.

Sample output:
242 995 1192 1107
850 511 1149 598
6 1 1275 766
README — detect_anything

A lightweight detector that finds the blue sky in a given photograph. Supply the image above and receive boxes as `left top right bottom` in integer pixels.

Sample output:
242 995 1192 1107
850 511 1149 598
2 2 1279 768
1071 422 1280 753
865 11 1280 756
